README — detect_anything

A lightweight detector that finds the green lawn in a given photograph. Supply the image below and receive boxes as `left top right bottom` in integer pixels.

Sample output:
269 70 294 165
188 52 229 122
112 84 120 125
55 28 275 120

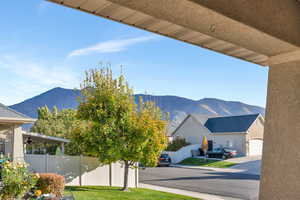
179 157 236 168
64 186 198 200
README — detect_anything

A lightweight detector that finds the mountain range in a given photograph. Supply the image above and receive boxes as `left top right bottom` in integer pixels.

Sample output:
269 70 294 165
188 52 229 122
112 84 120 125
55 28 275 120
9 87 265 132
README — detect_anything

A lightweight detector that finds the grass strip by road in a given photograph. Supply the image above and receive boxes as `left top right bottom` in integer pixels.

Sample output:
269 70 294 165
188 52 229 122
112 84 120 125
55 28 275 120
65 186 199 200
179 158 236 168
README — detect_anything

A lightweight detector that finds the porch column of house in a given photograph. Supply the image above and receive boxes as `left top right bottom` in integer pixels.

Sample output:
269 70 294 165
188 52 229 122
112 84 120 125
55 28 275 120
12 125 24 161
260 57 300 199
61 142 65 154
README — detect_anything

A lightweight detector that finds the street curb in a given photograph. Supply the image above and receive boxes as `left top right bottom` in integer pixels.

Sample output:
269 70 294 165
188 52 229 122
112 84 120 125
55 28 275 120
140 183 243 200
171 164 243 173
170 165 215 171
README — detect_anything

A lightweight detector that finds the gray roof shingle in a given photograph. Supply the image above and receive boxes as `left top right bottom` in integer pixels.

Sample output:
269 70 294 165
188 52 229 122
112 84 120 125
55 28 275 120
0 103 32 119
204 114 260 133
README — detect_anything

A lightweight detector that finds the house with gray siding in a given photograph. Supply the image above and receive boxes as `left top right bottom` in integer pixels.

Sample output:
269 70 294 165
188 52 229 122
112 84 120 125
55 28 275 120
0 103 35 160
172 114 264 156
0 103 69 161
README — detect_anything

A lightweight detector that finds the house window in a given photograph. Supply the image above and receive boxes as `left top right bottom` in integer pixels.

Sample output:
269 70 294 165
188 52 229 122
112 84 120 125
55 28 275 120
226 140 233 148
208 140 213 151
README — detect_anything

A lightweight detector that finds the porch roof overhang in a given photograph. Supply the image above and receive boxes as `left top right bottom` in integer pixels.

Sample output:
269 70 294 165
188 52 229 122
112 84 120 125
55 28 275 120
0 117 36 124
47 0 300 66
23 132 70 144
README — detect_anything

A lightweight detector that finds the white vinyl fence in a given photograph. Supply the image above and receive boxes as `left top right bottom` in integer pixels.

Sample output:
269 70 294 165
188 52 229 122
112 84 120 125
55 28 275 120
24 154 138 188
164 144 200 164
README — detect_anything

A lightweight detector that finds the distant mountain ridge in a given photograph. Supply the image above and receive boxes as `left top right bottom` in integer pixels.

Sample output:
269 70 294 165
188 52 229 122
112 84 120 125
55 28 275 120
9 87 265 131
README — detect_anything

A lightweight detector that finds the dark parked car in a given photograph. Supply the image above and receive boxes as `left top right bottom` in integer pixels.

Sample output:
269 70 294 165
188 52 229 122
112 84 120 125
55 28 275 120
158 153 172 167
207 148 237 159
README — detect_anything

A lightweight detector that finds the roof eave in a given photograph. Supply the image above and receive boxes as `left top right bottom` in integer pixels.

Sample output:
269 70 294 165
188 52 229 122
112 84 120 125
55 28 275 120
23 132 70 143
0 117 37 124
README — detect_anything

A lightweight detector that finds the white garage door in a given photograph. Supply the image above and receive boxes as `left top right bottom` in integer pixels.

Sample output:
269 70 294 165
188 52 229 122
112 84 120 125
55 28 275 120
249 139 263 156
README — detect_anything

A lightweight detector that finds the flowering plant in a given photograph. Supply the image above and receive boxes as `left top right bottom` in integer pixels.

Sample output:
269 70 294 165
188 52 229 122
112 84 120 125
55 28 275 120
0 161 38 200
26 190 58 200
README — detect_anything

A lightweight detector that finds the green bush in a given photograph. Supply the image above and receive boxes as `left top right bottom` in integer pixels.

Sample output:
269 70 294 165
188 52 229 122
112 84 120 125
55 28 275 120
165 137 190 151
36 173 65 198
0 161 38 200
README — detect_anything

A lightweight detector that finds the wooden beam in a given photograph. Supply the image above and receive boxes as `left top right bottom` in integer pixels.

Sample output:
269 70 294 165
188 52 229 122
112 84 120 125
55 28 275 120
268 50 300 66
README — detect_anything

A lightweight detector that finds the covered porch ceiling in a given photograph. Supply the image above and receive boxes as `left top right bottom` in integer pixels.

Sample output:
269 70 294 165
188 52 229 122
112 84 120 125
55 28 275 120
48 0 300 66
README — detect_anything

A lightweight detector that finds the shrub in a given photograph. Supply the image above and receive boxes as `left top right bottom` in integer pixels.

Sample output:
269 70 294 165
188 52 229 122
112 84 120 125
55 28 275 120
0 161 38 200
165 137 191 151
36 173 65 198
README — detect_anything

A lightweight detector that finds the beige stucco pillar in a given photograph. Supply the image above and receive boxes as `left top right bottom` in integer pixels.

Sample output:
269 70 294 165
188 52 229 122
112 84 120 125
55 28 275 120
12 125 24 162
61 143 65 154
259 60 300 199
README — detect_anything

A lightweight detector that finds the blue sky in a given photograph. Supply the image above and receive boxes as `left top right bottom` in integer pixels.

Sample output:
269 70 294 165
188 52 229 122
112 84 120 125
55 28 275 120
0 0 268 107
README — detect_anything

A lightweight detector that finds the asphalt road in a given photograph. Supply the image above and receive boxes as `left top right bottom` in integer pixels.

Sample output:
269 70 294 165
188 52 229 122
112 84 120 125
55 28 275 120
139 167 260 200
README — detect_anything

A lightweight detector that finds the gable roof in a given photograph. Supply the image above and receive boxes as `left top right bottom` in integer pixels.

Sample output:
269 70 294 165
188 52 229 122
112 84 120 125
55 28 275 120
0 103 35 124
171 115 192 136
204 114 260 133
191 114 219 124
171 114 213 136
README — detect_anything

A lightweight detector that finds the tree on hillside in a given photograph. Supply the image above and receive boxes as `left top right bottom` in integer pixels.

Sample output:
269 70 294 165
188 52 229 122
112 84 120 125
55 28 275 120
31 106 85 155
76 68 168 191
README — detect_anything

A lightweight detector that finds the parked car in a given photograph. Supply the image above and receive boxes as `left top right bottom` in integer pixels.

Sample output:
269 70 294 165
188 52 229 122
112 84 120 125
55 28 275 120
207 148 237 159
158 153 172 167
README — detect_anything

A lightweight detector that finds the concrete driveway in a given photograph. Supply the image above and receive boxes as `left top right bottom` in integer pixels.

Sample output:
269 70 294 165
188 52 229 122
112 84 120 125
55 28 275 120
227 156 261 175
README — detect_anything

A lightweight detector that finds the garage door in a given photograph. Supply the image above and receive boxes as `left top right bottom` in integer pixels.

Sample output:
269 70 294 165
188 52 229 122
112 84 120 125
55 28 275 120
249 139 263 156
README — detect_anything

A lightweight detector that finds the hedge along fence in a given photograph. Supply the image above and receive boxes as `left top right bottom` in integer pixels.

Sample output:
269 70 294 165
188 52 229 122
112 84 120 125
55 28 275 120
24 154 138 188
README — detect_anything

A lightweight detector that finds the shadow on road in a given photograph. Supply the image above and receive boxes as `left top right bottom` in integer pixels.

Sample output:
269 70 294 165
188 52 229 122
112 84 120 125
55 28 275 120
143 171 260 182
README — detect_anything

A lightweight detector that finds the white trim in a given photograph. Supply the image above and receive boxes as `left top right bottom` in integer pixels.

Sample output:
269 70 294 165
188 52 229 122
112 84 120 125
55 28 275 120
246 114 264 135
0 117 36 124
23 132 70 143
268 50 300 66
212 132 246 135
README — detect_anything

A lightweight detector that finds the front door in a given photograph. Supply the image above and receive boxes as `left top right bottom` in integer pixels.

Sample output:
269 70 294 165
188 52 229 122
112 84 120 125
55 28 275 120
208 140 213 151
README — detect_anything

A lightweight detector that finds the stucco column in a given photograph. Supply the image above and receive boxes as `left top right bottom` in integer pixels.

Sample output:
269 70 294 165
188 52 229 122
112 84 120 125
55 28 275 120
12 125 24 162
259 60 300 199
61 143 65 154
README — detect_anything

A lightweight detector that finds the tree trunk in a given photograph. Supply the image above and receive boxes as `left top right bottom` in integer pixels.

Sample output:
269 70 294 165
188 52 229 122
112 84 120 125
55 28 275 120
121 161 129 191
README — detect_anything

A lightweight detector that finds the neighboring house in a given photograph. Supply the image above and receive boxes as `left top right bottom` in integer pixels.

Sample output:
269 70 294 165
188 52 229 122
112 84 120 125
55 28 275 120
1 103 137 187
0 103 36 161
171 114 264 156
0 103 69 161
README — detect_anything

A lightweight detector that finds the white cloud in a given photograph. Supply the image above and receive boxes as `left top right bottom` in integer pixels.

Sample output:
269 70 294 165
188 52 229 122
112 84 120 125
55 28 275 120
68 36 156 58
0 55 79 87
0 55 80 105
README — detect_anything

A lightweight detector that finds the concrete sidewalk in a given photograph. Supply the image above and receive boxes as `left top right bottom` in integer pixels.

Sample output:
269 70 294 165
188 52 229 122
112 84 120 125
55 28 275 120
140 183 243 200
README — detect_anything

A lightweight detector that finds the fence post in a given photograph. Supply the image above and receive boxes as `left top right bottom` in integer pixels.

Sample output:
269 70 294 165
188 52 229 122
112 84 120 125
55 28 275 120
135 163 139 188
79 155 82 186
109 163 112 187
45 154 49 173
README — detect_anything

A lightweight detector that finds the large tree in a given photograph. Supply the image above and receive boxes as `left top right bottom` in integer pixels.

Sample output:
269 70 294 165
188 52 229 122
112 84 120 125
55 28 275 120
76 68 168 191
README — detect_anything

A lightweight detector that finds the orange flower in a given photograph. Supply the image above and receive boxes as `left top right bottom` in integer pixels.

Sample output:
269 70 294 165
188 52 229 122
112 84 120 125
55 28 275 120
35 190 42 197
